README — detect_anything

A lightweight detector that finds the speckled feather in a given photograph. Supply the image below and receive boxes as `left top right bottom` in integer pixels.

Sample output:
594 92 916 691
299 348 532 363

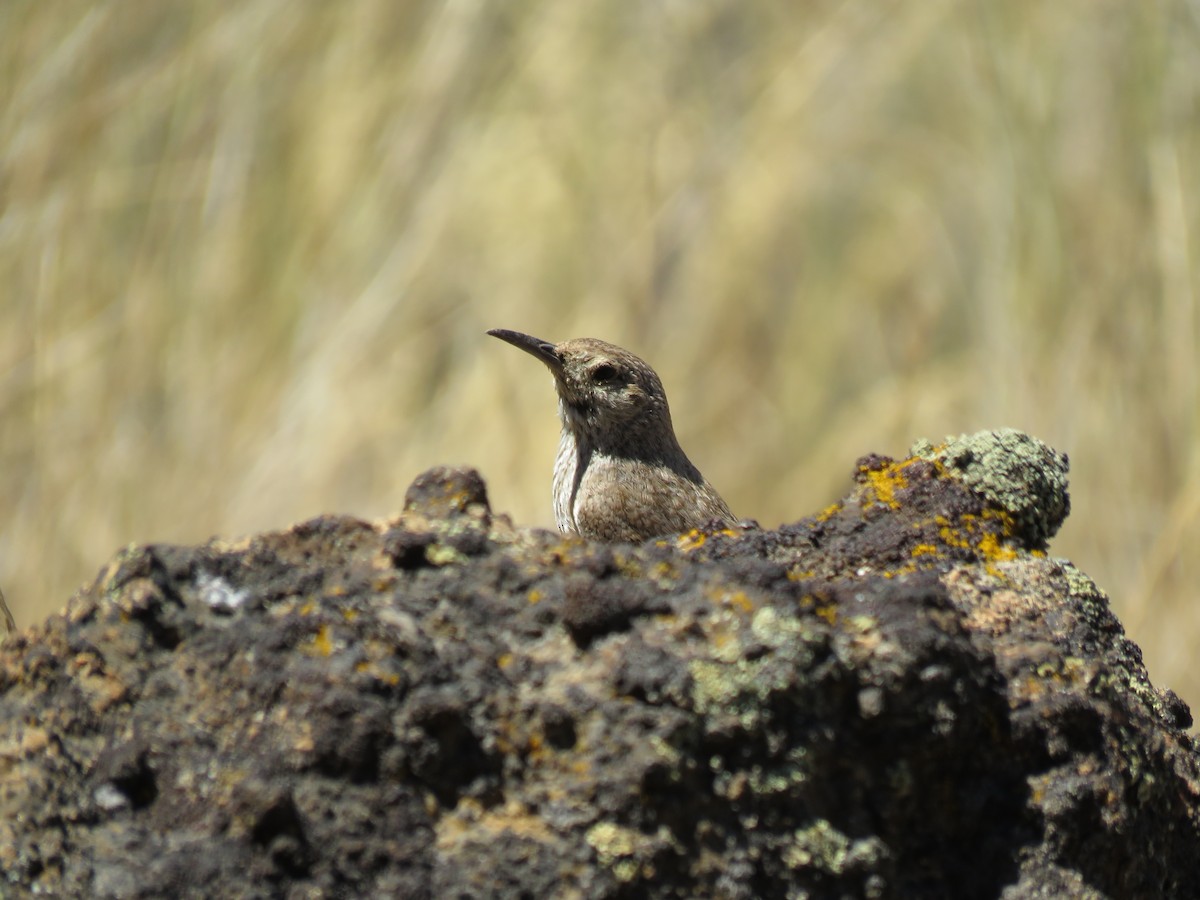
490 331 733 541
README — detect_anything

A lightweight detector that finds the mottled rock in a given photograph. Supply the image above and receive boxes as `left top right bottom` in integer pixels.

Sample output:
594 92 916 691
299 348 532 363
1 431 1196 899
910 428 1071 545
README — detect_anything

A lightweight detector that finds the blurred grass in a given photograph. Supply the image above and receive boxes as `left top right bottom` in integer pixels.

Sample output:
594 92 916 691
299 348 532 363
3 2 1199 709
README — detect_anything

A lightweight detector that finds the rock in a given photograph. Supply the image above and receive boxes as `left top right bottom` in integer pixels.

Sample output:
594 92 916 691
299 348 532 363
1 434 1196 898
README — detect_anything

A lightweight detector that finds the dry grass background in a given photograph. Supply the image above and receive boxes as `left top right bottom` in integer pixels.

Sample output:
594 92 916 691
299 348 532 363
3 3 1199 709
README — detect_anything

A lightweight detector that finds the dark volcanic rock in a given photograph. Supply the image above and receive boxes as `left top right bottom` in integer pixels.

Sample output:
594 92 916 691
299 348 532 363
1 432 1197 898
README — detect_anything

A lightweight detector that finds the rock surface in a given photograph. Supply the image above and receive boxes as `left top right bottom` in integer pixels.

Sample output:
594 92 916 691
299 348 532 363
1 431 1197 898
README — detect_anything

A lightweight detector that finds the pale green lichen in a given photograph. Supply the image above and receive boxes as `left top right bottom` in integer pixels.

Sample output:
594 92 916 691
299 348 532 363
689 609 827 802
844 615 881 634
424 543 469 566
648 733 681 767
1053 561 1185 730
586 822 640 867
783 820 890 875
585 822 675 883
784 820 851 870
690 659 773 729
750 607 803 644
1059 559 1105 600
747 759 809 795
911 429 1070 544
689 611 820 727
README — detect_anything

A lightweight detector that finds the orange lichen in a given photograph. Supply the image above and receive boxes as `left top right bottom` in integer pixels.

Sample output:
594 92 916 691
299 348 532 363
861 467 908 509
815 604 837 626
305 624 334 657
800 594 838 625
723 591 755 614
815 503 843 523
977 533 1017 563
354 660 402 685
677 528 738 552
857 456 932 509
649 562 680 592
937 516 973 550
934 508 1025 577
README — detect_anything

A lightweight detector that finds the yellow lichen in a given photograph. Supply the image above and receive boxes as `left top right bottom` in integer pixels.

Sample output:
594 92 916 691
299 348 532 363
305 624 334 657
722 591 755 613
858 456 929 509
354 660 402 685
426 544 468 566
815 502 843 523
586 822 640 865
676 527 739 551
977 533 1017 563
862 468 907 508
650 561 676 580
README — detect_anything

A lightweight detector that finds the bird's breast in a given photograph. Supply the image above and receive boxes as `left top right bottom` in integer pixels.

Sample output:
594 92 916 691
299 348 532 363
552 426 583 534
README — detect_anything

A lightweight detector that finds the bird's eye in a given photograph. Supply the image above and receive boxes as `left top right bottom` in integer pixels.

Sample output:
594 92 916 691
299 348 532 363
591 363 619 384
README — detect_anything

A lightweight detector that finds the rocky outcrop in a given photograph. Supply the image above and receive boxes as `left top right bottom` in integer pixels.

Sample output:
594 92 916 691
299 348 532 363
1 430 1196 898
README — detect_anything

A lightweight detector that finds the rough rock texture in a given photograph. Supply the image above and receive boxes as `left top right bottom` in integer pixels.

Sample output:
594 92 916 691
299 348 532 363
1 431 1197 899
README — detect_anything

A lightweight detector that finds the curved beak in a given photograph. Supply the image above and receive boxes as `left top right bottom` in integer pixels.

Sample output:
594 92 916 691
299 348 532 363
487 329 563 375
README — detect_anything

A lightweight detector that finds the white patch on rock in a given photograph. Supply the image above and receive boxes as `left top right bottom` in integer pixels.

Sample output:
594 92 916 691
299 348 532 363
196 571 248 611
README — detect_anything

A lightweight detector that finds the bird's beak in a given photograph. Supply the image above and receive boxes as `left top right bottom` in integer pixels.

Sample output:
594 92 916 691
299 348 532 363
487 329 563 375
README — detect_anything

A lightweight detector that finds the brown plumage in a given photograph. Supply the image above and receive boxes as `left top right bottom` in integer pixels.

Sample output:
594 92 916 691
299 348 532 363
0 585 13 635
488 329 733 542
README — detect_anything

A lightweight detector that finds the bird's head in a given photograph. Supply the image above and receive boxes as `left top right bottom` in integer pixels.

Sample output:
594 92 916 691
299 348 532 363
488 330 674 446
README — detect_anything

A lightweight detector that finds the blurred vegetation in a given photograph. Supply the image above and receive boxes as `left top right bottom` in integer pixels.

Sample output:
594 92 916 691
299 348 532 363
2 2 1199 708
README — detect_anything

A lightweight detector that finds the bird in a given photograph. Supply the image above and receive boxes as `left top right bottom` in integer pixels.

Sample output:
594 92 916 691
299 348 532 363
487 329 734 542
0 585 14 635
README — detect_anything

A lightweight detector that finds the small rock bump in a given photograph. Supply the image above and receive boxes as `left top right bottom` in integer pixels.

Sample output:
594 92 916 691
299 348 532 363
403 466 491 520
912 429 1070 546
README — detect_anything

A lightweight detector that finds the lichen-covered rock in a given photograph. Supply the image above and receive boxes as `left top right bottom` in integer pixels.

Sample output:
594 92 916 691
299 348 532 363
1 433 1196 898
910 428 1071 545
